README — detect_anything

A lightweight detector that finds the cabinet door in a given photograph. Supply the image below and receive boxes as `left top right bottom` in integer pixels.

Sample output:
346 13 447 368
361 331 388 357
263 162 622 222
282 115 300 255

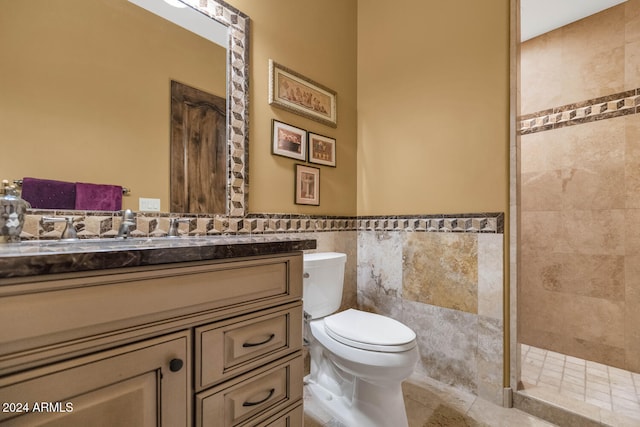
0 331 190 427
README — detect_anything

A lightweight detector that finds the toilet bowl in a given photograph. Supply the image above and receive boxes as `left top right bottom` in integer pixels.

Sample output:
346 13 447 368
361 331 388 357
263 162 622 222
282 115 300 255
303 252 418 427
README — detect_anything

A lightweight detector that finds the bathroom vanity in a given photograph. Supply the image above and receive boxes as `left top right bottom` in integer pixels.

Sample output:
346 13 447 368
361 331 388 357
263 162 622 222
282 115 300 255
0 236 314 426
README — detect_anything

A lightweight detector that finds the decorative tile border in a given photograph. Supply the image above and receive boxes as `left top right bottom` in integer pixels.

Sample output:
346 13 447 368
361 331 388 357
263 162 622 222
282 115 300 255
518 89 640 135
19 211 503 241
357 213 503 233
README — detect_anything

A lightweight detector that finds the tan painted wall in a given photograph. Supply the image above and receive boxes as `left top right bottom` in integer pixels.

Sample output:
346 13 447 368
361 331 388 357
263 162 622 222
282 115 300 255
357 0 510 216
1 0 225 211
226 0 358 216
5 0 507 218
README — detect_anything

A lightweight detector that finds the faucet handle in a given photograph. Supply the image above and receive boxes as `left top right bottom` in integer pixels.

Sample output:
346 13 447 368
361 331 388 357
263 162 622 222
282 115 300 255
168 218 190 237
41 216 77 240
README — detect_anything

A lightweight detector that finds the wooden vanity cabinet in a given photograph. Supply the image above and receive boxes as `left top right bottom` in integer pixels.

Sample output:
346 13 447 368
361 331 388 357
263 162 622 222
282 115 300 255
0 252 304 427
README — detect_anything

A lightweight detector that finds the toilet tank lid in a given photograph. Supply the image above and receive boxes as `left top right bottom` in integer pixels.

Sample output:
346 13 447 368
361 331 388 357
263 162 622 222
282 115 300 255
324 309 416 347
303 252 346 263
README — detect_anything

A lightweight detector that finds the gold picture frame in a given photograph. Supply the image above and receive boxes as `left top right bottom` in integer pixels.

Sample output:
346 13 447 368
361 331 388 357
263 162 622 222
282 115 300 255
269 59 337 128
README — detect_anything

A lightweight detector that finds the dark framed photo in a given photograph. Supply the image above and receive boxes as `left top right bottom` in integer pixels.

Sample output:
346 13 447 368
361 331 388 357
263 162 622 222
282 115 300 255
272 119 307 161
308 133 336 167
295 164 320 206
269 59 337 128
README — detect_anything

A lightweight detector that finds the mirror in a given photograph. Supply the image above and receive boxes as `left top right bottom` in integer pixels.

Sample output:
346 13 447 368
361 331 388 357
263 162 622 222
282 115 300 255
0 0 249 216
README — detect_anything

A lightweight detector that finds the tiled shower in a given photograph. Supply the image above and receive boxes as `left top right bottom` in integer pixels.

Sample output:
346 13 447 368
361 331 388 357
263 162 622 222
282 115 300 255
518 0 640 422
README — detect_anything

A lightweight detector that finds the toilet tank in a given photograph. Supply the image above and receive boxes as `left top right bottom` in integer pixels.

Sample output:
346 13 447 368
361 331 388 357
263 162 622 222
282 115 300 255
303 252 346 319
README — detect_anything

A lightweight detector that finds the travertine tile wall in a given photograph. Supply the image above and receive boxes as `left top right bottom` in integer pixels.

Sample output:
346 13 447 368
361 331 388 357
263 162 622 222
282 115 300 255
519 1 640 373
356 216 505 405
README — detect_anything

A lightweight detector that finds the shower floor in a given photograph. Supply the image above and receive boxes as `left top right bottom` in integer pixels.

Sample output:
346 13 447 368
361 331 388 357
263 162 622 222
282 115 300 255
520 344 640 424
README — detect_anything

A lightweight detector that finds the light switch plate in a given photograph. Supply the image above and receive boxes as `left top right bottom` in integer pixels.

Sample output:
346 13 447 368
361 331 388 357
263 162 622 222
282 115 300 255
139 197 161 212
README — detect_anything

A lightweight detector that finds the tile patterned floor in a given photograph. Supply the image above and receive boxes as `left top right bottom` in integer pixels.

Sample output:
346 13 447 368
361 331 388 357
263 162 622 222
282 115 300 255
520 344 640 424
304 373 556 427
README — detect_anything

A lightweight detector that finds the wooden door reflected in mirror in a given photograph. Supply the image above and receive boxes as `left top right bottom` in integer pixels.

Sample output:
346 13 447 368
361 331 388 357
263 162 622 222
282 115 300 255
170 81 226 214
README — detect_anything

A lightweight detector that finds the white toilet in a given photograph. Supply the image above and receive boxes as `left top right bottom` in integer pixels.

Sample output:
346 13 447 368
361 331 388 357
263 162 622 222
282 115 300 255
303 252 419 427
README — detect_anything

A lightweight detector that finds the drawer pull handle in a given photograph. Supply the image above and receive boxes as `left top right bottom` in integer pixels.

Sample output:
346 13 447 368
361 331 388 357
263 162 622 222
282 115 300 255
242 333 275 348
242 388 275 407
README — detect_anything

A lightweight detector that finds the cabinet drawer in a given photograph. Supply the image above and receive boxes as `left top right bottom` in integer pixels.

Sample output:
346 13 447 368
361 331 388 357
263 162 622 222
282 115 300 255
196 353 303 427
255 402 303 427
196 303 302 390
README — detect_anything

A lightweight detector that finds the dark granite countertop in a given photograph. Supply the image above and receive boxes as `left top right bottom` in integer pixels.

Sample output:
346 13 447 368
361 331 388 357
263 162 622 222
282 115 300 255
0 235 316 279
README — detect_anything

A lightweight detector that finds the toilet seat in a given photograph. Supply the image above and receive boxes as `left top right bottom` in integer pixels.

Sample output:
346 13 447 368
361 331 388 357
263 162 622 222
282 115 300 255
323 309 416 352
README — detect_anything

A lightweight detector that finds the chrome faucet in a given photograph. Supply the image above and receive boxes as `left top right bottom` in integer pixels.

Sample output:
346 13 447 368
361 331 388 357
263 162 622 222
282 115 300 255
117 209 136 238
168 218 190 237
41 216 77 240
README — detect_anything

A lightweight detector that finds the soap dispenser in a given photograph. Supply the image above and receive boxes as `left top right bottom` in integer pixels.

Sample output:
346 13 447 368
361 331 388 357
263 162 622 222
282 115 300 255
0 180 30 243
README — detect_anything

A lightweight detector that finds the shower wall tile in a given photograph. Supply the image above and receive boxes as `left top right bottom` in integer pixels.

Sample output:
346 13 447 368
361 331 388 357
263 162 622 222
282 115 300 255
625 254 640 372
562 5 625 98
625 115 640 208
558 210 626 256
625 0 640 44
520 33 564 114
520 170 563 212
519 211 562 253
403 233 478 314
626 40 640 93
521 248 625 302
562 119 626 210
521 5 625 115
626 209 640 255
518 285 626 368
520 130 564 174
625 0 640 87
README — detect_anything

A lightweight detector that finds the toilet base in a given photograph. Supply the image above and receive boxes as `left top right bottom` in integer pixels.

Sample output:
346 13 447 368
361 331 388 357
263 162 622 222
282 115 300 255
304 374 409 427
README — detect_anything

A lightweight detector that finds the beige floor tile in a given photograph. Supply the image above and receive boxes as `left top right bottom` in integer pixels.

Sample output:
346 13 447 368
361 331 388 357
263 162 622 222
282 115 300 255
566 356 586 366
613 396 640 411
586 360 608 372
585 397 612 410
520 344 640 423
586 371 610 383
538 377 562 389
586 381 610 394
585 388 612 403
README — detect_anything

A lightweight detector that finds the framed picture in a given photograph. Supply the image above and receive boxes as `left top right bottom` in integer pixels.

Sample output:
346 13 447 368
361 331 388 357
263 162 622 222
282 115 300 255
272 119 307 161
295 164 320 206
308 133 336 167
269 59 337 128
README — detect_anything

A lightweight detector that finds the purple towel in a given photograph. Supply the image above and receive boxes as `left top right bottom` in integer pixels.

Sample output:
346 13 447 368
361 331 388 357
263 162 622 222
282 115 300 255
21 177 76 209
75 182 123 211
